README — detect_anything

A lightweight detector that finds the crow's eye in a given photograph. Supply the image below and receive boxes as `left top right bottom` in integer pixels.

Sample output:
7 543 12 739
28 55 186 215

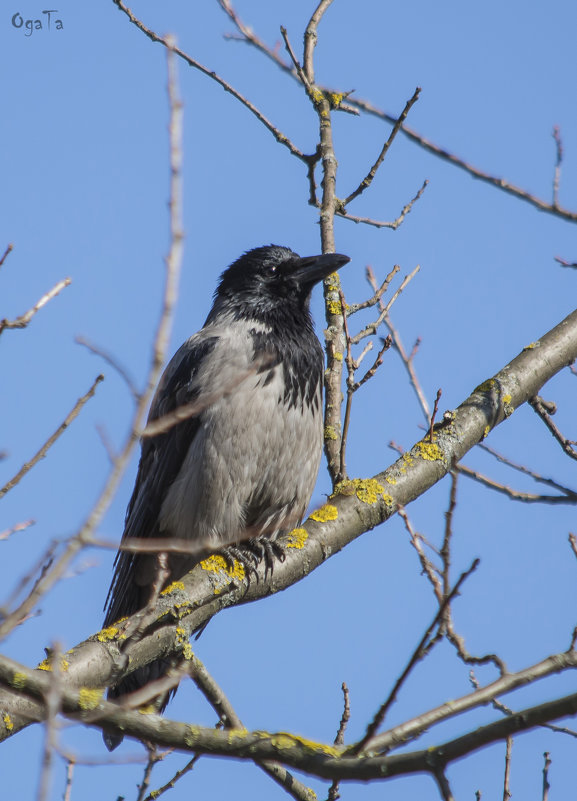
267 264 278 276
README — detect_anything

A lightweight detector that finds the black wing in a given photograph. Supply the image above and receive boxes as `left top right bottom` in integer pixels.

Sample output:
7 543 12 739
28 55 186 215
103 335 218 625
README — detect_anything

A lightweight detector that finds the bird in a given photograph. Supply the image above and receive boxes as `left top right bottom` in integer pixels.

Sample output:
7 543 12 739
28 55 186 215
102 244 350 749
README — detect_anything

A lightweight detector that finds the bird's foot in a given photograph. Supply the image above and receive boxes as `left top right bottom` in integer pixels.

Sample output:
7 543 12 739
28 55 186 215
219 537 285 582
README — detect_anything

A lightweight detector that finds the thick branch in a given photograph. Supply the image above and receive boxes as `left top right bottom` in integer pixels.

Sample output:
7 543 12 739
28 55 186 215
0 652 576 783
1 307 577 740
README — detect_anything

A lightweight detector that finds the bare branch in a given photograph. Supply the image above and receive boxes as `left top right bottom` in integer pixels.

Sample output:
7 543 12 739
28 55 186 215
348 264 400 315
367 265 430 420
0 375 104 501
352 95 577 224
0 243 13 268
0 277 71 336
336 179 429 230
303 0 334 85
428 388 442 443
542 751 552 801
477 441 577 497
113 0 306 162
552 126 563 208
0 519 35 541
555 255 577 269
344 87 421 206
529 394 577 461
350 265 420 345
502 736 513 801
352 558 480 754
0 38 185 642
76 335 140 401
458 463 577 505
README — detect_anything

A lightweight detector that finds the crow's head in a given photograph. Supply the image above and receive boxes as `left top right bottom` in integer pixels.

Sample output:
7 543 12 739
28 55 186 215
210 245 350 321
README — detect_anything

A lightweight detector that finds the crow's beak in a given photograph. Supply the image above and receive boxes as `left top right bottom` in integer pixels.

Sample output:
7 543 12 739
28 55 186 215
287 253 350 287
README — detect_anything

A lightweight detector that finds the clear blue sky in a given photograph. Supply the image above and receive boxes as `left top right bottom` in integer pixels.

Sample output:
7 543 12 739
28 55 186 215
2 2 577 799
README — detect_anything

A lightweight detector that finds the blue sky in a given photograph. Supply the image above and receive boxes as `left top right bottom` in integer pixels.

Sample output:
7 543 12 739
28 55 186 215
2 2 577 799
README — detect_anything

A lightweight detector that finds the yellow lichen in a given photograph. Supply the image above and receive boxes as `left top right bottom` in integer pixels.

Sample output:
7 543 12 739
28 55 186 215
399 451 414 473
173 601 194 619
328 91 346 108
181 642 194 660
3 713 14 732
333 351 343 361
503 394 514 417
384 474 397 485
310 504 338 523
12 673 27 688
184 724 202 748
286 527 308 549
475 379 496 393
97 625 121 643
138 704 156 715
483 425 491 439
416 440 443 461
161 580 186 595
226 727 249 745
78 687 103 711
39 656 68 672
310 87 325 105
267 732 341 757
335 478 387 504
327 299 342 315
523 341 540 350
200 554 245 581
324 425 338 441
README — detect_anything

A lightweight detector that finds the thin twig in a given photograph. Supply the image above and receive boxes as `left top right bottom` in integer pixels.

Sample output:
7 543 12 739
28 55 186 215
113 0 306 161
37 643 65 801
0 519 35 541
137 746 164 801
433 767 455 801
552 126 563 208
0 277 71 335
542 751 551 801
352 95 577 224
428 388 442 442
347 264 400 315
529 395 577 461
502 736 513 801
351 265 420 345
337 179 428 230
367 265 430 420
0 36 185 642
144 756 200 800
62 759 75 801
555 255 577 269
569 533 577 561
344 87 421 206
0 243 13 268
458 463 577 505
352 558 480 754
218 2 577 223
441 471 458 599
173 650 316 801
76 335 140 401
0 375 104 500
334 682 350 745
279 26 310 90
303 0 334 85
478 441 577 497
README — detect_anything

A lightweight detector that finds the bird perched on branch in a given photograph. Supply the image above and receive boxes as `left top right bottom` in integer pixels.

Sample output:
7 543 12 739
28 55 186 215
103 245 350 749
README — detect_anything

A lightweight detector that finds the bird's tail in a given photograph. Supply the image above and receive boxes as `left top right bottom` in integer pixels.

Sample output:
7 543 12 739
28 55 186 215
103 659 174 751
